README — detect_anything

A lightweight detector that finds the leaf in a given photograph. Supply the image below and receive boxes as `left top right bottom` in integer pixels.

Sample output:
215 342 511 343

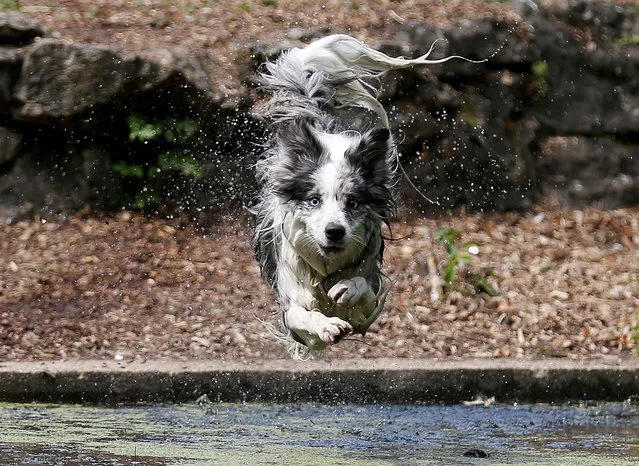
459 254 471 265
436 227 462 247
473 275 500 297
128 115 162 142
444 261 456 285
133 187 161 209
112 161 144 178
158 152 204 178
171 119 199 142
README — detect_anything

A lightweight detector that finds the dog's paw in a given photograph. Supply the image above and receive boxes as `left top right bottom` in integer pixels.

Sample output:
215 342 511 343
328 277 374 307
320 317 353 344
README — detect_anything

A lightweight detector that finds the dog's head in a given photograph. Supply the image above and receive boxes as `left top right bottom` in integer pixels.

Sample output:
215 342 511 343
268 120 397 270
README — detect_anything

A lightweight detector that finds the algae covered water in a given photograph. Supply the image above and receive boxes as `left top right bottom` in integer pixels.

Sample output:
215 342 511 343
1 401 638 465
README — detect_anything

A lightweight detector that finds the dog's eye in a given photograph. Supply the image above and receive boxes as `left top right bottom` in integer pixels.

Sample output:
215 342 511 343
308 196 321 207
347 199 359 210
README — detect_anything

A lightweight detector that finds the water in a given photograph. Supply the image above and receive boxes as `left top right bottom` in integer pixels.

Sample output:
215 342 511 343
1 402 638 465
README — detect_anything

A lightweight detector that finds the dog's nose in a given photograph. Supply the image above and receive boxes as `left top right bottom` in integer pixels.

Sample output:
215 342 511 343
325 222 346 242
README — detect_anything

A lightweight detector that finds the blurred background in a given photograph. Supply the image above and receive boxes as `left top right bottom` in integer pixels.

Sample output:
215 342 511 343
0 0 637 363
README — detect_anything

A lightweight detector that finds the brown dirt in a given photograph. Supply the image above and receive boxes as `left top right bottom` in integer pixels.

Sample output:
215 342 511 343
2 1 638 362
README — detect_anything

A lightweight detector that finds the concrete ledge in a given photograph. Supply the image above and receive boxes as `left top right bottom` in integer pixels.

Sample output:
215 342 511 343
1 359 638 404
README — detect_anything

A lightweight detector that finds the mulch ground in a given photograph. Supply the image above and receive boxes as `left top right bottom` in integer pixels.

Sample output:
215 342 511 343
1 203 637 362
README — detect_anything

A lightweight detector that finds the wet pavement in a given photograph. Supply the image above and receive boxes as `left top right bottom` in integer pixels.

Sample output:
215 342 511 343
1 401 638 465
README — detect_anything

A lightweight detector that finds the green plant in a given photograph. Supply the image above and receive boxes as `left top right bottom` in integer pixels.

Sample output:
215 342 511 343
112 161 144 179
164 119 199 143
116 114 203 210
262 0 279 5
436 227 471 287
238 0 252 12
128 115 199 144
0 0 21 10
471 271 500 297
128 115 163 142
531 61 549 97
133 186 161 210
436 227 500 296
87 7 101 18
158 152 204 178
617 35 639 46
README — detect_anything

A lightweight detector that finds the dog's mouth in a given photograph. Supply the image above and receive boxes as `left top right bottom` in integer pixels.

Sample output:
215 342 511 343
319 244 345 255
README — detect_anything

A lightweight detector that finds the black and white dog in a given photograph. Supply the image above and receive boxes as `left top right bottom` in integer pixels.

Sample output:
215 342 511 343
251 34 466 358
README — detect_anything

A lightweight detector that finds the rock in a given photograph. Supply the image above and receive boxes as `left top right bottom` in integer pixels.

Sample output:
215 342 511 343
526 11 638 137
395 22 448 60
0 11 43 45
586 47 639 90
0 47 20 115
0 126 23 165
463 449 490 458
14 40 141 121
14 39 215 123
286 26 331 42
0 141 121 221
510 0 540 19
394 20 539 82
445 20 540 66
388 99 440 147
538 136 639 208
552 0 634 43
403 119 533 211
140 46 212 97
414 78 463 113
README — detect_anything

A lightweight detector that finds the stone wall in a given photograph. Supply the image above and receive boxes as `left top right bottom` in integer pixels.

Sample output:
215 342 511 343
0 0 637 222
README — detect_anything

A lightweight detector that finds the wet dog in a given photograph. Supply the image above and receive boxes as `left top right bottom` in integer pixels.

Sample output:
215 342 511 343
250 34 467 358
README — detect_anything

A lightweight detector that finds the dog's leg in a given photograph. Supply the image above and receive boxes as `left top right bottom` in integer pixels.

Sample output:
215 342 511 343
285 304 353 349
328 277 376 307
327 277 380 333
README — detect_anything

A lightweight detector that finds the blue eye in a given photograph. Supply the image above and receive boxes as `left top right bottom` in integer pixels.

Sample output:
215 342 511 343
347 199 359 209
308 196 321 207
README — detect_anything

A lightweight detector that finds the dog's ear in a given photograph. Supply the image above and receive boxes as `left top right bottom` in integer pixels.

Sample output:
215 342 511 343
277 120 324 163
346 128 397 216
346 127 391 183
271 120 324 200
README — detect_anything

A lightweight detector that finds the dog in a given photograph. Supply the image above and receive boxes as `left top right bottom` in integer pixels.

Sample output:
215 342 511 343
251 34 472 359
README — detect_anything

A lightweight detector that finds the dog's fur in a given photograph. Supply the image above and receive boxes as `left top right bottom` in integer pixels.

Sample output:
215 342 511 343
251 34 472 359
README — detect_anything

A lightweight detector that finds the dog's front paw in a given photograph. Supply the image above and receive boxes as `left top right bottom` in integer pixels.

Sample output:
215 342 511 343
321 317 353 344
328 277 375 307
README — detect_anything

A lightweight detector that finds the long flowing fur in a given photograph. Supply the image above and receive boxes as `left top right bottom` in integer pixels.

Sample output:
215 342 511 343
251 34 477 359
260 34 485 127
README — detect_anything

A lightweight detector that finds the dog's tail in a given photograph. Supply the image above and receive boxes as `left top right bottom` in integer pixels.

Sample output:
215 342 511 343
260 34 485 128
